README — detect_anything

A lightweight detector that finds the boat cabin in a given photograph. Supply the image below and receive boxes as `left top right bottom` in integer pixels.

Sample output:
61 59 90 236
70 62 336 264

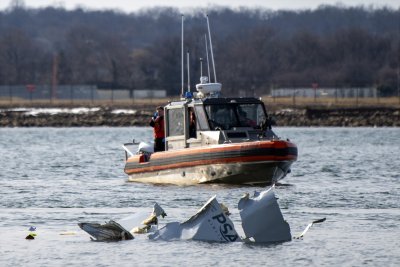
164 97 276 151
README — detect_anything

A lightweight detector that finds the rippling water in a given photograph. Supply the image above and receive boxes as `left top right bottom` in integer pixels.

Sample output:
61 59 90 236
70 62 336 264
0 127 399 266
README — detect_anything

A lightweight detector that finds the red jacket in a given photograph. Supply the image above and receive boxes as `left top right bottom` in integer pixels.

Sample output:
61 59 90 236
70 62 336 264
150 116 165 139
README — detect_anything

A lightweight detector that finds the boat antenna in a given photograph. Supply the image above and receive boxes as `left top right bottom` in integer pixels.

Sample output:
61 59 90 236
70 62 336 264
187 50 190 92
206 14 217 83
204 34 211 80
181 14 185 96
200 57 203 77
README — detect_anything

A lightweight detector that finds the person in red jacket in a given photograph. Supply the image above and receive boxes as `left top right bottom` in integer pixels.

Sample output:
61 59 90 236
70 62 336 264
149 106 165 152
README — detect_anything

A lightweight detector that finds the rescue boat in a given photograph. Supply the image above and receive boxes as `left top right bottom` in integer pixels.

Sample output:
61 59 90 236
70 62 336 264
122 15 297 185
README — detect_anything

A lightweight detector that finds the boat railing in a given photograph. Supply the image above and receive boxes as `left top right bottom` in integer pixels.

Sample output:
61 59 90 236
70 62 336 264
122 143 136 160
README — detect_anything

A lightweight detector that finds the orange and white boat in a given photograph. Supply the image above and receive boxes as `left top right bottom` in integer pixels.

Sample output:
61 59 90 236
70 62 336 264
122 15 297 185
123 94 297 185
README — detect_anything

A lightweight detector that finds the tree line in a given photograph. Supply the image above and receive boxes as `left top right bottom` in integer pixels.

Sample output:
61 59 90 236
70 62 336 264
0 2 399 96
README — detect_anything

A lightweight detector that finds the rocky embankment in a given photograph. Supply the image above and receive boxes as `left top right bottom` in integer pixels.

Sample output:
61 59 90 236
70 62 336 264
0 106 399 127
272 107 400 127
0 107 154 127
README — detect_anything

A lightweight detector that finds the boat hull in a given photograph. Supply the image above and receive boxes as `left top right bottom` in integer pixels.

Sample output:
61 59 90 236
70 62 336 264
124 140 297 185
127 160 293 185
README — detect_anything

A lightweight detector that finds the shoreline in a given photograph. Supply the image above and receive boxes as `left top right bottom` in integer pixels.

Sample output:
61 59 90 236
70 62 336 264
1 106 399 127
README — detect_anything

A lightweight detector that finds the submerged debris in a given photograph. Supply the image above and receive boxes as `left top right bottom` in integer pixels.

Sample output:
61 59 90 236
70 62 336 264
78 221 134 241
25 226 37 240
294 218 326 239
78 203 166 241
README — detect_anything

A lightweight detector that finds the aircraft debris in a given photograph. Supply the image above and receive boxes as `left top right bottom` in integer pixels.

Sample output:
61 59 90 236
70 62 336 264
78 203 166 241
149 196 239 242
78 187 325 243
25 226 37 240
238 186 292 243
294 218 326 239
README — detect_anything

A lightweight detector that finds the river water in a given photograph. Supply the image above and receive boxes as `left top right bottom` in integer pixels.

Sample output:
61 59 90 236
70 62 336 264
0 127 399 266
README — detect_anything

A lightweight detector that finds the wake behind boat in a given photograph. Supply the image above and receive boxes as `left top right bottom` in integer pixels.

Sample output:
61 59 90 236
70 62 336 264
122 15 297 185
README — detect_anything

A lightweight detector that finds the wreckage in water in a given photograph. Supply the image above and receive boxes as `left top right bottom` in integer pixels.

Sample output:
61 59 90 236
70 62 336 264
79 186 295 243
122 16 297 185
79 186 325 243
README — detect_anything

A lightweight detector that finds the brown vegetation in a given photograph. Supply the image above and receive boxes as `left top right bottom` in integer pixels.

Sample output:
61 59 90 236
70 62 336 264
262 96 400 110
0 4 399 98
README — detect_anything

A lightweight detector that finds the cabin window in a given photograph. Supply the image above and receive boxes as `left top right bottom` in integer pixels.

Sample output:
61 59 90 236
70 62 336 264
237 104 266 127
205 104 238 130
204 103 266 130
194 105 209 130
167 108 184 136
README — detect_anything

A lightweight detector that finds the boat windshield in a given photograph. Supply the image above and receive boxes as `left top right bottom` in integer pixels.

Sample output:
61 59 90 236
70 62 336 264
204 103 266 130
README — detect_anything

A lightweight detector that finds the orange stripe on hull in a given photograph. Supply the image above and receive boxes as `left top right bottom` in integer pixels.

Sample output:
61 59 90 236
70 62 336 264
126 140 297 164
125 154 296 174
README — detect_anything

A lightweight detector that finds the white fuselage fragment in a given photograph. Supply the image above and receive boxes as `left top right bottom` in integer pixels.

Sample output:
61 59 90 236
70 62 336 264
149 196 239 242
238 186 292 242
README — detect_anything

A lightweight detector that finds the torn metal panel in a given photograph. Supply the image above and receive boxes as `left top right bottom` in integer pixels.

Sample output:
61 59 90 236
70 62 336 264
149 196 239 242
116 203 166 233
78 221 134 241
238 186 291 243
115 211 151 234
79 203 166 241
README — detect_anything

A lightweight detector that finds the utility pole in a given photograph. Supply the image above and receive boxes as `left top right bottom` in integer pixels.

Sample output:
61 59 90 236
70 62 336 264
51 54 58 103
397 65 399 105
397 12 400 105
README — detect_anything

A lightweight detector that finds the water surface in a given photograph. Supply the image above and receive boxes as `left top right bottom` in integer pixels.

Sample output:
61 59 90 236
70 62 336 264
0 127 399 266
